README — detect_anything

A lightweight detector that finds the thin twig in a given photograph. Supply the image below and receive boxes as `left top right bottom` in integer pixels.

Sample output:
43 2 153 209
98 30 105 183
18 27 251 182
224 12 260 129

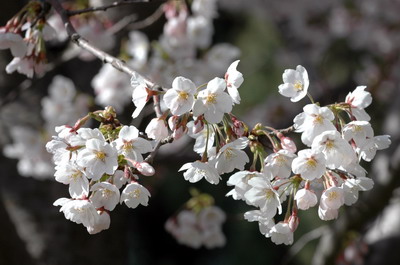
66 0 165 17
47 0 155 86
128 3 165 30
282 225 328 265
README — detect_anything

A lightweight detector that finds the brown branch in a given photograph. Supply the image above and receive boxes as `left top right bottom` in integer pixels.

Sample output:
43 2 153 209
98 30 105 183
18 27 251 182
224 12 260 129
65 0 166 17
128 3 165 30
47 0 155 86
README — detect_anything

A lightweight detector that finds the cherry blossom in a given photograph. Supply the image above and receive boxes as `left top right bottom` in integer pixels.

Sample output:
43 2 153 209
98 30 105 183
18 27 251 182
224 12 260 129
163 76 196 115
193 77 233 124
120 183 151 209
278 65 309 102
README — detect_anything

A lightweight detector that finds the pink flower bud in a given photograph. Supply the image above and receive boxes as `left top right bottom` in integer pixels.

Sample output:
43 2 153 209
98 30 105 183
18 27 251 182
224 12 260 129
288 214 299 232
192 118 204 134
279 135 297 153
168 115 179 130
136 161 155 176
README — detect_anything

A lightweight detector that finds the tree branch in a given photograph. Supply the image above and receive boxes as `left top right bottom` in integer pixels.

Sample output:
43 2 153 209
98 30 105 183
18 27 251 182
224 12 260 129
47 0 156 87
65 0 165 17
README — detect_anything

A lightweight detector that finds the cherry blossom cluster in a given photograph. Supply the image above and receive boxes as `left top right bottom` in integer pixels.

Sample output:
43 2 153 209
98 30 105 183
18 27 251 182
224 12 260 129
225 65 391 245
165 190 226 249
3 75 89 179
46 107 157 233
0 1 57 78
91 0 240 113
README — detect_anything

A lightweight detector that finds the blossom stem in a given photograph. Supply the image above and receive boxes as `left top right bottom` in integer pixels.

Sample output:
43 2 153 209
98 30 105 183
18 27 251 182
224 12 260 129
307 92 315 104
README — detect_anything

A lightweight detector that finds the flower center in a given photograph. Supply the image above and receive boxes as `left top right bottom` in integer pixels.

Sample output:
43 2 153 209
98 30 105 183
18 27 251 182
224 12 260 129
327 191 338 201
306 158 317 169
294 81 303 91
123 141 133 151
178 91 189 100
95 151 107 162
206 93 217 104
325 139 335 150
129 189 141 198
70 170 82 181
101 189 113 198
313 114 323 125
265 189 275 200
224 148 236 160
195 168 207 177
274 155 287 166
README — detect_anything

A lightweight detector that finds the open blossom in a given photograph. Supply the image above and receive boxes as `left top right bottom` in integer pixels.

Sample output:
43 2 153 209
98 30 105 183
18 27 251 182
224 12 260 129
54 162 89 199
320 186 345 210
87 211 110 234
77 138 118 180
131 72 151 118
244 210 275 236
318 201 339 221
226 171 264 201
342 121 374 147
294 188 318 210
120 182 151 209
345 86 372 121
265 150 296 179
342 177 374 206
245 177 282 218
163 76 196 115
54 198 98 228
292 149 326 181
179 160 220 184
225 60 243 104
90 182 120 211
187 121 215 155
270 222 294 245
294 104 336 146
193 77 233 124
358 135 391 162
278 65 309 102
198 206 226 229
113 125 152 162
145 118 169 140
312 130 356 168
215 137 249 174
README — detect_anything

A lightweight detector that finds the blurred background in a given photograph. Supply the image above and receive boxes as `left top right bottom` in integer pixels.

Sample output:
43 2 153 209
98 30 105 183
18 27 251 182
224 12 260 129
1 0 400 265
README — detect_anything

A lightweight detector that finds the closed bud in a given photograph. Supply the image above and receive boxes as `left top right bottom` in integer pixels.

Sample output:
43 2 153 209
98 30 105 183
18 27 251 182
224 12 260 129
288 214 299 232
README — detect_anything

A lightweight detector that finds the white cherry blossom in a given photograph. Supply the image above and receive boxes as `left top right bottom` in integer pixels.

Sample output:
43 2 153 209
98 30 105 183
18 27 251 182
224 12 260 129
90 182 120 211
294 104 336 146
131 72 151 118
215 137 249 174
87 211 110 234
265 150 297 179
0 30 27 57
179 160 220 184
320 186 345 210
54 162 89 199
342 121 374 147
77 138 118 181
278 65 309 102
225 60 243 104
193 77 232 124
245 177 282 218
358 135 391 162
270 222 294 245
145 118 169 140
113 125 152 162
294 188 318 210
345 86 372 121
312 130 357 168
120 182 151 209
292 149 326 181
163 76 196 115
54 198 98 228
226 171 264 201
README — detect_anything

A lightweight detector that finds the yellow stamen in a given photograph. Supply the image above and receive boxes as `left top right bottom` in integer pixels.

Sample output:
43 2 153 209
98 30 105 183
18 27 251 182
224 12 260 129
206 93 217 104
95 151 106 162
294 81 303 91
178 91 189 100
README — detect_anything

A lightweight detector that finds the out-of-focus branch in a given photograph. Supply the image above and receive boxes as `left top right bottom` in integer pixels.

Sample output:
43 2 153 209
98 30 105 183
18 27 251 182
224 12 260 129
65 0 165 17
312 100 400 265
47 0 156 87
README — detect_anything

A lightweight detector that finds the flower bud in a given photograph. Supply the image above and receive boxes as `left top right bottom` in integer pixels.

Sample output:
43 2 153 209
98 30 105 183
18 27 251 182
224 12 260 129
288 214 299 232
136 161 155 176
